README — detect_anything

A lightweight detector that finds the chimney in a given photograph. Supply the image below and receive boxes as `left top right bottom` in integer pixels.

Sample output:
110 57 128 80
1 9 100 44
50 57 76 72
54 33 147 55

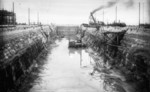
28 8 30 25
149 1 150 24
143 3 144 24
139 2 140 27
12 2 15 25
12 2 14 13
0 0 3 10
103 10 104 22
116 6 117 23
37 12 39 25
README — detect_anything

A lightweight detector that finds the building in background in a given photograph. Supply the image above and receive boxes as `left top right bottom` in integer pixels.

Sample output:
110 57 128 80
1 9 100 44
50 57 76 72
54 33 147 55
0 10 16 25
0 0 16 25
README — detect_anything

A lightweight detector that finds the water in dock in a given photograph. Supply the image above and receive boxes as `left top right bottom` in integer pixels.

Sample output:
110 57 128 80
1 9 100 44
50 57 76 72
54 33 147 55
29 38 103 92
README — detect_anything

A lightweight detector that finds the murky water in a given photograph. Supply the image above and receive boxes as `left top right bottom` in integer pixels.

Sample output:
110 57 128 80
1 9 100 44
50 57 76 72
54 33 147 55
29 38 104 92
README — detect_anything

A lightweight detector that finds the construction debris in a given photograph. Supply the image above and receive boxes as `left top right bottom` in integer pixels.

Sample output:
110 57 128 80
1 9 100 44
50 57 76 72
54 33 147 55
0 25 57 92
83 27 150 92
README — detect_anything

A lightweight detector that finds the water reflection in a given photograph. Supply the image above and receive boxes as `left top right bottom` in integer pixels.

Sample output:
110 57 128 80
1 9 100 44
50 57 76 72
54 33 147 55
68 48 94 68
29 38 103 92
28 38 130 92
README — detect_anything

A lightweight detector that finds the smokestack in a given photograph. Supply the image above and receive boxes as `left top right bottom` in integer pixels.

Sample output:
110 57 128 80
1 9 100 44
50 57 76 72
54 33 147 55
28 8 30 25
103 10 104 22
37 12 39 25
12 2 14 13
116 6 117 23
37 13 40 24
143 3 144 24
0 0 3 10
149 1 150 24
12 2 15 25
139 2 140 27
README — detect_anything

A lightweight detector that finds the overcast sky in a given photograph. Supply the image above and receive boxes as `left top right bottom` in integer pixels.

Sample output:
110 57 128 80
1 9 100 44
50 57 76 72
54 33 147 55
1 0 149 25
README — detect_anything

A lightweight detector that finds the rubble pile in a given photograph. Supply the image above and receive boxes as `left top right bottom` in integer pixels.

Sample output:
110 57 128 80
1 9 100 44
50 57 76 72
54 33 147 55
84 28 150 92
0 26 56 92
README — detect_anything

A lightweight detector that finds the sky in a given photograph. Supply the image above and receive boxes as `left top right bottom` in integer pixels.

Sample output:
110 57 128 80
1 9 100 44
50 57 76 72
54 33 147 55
1 0 150 25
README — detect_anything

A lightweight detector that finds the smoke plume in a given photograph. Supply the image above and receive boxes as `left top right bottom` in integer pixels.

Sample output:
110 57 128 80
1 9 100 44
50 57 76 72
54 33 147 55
124 0 134 8
91 0 118 14
91 0 136 14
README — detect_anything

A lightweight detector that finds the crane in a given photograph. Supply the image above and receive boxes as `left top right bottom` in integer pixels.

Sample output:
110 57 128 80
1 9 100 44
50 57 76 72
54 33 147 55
89 8 105 30
90 12 97 25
